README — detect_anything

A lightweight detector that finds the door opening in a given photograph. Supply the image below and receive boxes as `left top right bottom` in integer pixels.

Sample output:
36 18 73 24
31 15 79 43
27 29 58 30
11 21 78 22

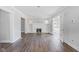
21 17 25 36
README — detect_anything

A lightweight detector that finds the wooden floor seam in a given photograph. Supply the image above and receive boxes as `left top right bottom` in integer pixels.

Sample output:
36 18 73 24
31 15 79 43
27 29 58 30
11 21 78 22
0 33 77 52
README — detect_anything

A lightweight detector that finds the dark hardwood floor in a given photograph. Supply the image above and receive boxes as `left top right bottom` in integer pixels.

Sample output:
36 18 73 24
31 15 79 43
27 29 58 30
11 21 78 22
0 33 77 52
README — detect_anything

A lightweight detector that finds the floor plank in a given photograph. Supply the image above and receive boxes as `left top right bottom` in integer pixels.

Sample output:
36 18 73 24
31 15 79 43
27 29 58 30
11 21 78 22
0 33 77 52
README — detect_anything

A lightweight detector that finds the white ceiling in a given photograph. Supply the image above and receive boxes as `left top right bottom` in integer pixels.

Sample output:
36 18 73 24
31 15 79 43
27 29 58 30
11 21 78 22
15 6 65 18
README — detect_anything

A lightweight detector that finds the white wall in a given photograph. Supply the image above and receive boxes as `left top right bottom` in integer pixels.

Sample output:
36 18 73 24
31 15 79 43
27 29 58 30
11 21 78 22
25 17 51 33
25 18 31 33
31 23 48 33
25 23 49 33
63 7 79 51
13 13 21 42
10 11 22 43
0 10 10 42
0 7 26 43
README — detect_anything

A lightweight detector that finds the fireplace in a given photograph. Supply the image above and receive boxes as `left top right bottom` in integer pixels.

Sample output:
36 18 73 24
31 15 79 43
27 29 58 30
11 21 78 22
36 28 42 33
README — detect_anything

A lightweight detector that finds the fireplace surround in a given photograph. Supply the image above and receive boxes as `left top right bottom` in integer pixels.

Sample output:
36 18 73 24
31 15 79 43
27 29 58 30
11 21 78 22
36 28 42 33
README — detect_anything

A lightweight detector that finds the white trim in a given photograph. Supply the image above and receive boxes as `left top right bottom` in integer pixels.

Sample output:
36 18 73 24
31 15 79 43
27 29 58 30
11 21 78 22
0 37 22 43
64 40 79 51
11 37 22 43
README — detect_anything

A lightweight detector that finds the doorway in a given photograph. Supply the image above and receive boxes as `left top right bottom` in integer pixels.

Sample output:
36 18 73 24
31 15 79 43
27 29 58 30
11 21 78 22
21 17 25 35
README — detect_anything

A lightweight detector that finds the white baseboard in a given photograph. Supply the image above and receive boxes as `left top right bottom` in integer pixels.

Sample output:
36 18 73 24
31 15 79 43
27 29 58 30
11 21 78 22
0 40 13 43
64 40 79 51
11 37 22 43
0 37 22 43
